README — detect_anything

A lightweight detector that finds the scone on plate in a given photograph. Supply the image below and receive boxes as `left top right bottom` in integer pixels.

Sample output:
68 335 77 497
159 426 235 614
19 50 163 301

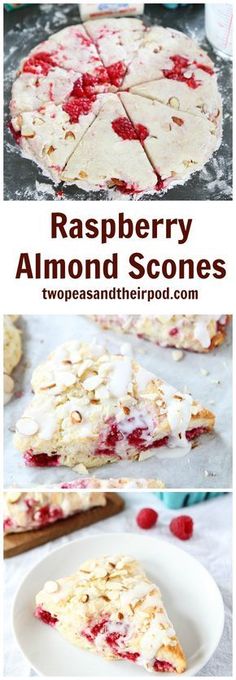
4 315 22 404
14 340 215 470
3 490 106 534
92 315 229 353
61 478 165 490
35 554 187 673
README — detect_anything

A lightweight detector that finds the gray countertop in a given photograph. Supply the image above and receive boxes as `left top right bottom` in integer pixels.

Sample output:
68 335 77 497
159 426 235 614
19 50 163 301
4 3 232 201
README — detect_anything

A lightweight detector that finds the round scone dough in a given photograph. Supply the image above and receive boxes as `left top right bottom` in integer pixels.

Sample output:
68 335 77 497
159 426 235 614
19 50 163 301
4 316 22 404
10 19 222 196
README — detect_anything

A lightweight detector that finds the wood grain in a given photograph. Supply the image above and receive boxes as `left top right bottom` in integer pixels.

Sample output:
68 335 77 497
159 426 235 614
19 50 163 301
4 493 124 558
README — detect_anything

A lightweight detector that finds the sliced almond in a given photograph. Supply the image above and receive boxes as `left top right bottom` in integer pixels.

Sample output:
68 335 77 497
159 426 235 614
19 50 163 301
71 410 82 424
172 116 184 127
172 349 184 362
22 130 35 138
65 131 76 140
16 417 39 436
80 594 89 603
40 383 56 391
44 580 59 593
94 567 108 578
83 374 103 391
47 145 56 156
168 97 180 110
79 170 88 178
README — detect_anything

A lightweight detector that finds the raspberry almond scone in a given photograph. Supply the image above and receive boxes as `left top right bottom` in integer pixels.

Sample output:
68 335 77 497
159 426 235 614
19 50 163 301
120 92 219 189
11 97 105 183
3 491 106 534
35 554 187 673
84 17 145 87
4 315 22 405
14 340 215 470
92 315 229 353
62 93 157 193
121 25 216 90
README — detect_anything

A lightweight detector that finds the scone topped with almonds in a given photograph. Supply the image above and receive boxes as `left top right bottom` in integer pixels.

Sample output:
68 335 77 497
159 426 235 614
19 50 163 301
35 554 187 673
14 340 215 470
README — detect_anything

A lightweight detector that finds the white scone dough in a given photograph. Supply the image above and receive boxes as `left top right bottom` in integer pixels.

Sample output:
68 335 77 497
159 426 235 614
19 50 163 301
92 315 229 353
4 316 22 405
3 490 106 534
35 554 187 673
10 18 222 194
14 340 215 470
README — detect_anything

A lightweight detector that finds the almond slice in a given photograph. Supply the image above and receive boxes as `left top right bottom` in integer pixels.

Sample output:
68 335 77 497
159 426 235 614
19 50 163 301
16 417 39 436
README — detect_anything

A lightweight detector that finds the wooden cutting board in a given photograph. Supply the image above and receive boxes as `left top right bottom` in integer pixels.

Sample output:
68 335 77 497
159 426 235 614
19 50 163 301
4 493 124 558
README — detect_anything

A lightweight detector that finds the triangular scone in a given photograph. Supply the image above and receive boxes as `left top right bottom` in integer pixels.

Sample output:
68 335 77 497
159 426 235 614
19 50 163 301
19 24 109 79
92 315 229 353
10 68 84 117
11 99 104 182
3 491 106 534
130 76 222 130
121 25 215 90
14 341 215 469
62 94 156 193
84 18 145 87
35 554 187 673
120 93 219 187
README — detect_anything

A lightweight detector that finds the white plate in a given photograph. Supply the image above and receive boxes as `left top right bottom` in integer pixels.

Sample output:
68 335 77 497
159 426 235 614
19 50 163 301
12 532 224 677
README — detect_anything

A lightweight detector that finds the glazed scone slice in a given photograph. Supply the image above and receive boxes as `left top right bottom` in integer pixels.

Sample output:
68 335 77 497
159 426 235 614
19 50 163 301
84 18 145 87
14 340 215 469
92 315 229 353
121 25 215 90
130 76 222 130
120 93 219 189
62 94 156 194
11 98 104 182
3 491 106 534
35 554 187 673
4 316 22 405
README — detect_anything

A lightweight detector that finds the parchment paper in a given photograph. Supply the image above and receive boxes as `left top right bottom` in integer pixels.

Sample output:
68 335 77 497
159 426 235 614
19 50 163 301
4 3 232 201
4 315 232 489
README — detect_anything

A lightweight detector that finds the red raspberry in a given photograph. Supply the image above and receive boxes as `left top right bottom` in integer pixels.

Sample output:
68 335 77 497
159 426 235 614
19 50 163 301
136 508 158 530
22 51 56 76
112 116 138 140
135 123 149 142
63 96 94 123
107 60 126 87
169 515 193 540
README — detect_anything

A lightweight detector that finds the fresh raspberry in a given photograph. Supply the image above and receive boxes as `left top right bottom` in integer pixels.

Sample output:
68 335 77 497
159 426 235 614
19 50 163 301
136 508 158 530
155 173 165 191
186 426 208 441
163 54 200 90
24 450 60 467
135 123 149 142
194 61 214 75
153 659 175 672
35 606 58 626
112 116 138 140
169 515 193 540
63 96 94 123
8 121 21 144
22 51 57 76
127 426 149 448
107 60 126 86
169 327 178 336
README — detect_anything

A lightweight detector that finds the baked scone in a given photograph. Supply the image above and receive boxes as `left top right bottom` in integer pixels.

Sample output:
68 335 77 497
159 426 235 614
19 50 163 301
10 19 222 195
61 478 165 490
35 554 187 673
4 315 22 405
3 490 106 534
61 93 157 193
92 315 229 353
14 341 215 470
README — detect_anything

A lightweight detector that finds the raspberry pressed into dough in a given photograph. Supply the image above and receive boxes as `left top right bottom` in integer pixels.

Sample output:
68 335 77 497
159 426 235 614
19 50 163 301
34 554 187 673
9 18 222 195
14 340 215 470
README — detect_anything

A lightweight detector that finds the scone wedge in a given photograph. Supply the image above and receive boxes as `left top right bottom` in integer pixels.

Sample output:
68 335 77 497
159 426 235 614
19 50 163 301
35 554 187 673
3 491 106 534
14 341 215 470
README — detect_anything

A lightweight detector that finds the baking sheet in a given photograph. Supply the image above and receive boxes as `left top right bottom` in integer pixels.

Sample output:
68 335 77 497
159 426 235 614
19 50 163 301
4 315 232 489
4 3 232 201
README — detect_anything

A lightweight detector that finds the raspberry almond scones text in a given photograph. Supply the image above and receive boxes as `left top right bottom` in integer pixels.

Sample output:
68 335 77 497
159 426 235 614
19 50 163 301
14 340 215 470
35 554 187 673
10 18 222 196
